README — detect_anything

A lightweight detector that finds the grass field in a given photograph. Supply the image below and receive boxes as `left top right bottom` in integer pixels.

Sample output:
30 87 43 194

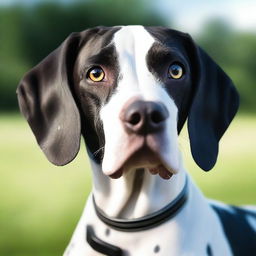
0 113 255 256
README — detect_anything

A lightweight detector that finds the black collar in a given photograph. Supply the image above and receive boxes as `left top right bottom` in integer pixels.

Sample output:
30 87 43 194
93 176 189 232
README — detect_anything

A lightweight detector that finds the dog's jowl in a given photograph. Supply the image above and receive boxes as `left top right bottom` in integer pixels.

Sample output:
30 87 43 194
17 26 256 256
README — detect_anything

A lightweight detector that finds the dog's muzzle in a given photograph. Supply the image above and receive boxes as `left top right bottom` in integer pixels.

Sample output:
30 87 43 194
120 100 169 135
104 99 176 179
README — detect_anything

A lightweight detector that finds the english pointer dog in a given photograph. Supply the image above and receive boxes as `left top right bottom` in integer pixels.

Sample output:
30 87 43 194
17 26 256 256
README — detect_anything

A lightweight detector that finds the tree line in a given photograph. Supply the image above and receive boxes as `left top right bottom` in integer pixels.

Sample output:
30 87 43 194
0 2 255 112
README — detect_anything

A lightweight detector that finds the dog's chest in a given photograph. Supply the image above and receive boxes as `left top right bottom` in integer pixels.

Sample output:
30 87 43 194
64 195 233 256
67 220 200 256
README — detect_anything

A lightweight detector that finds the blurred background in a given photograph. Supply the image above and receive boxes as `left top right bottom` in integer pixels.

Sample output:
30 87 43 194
0 0 255 255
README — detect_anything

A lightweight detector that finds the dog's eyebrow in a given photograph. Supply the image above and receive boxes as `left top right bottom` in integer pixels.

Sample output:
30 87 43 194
147 42 187 77
87 44 116 66
148 43 181 60
151 43 172 53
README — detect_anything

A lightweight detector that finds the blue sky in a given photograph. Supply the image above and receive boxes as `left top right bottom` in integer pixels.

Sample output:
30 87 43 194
1 0 256 33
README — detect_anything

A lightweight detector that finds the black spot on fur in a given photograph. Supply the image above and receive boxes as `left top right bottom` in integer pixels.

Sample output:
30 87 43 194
206 244 213 256
154 245 160 253
105 228 110 236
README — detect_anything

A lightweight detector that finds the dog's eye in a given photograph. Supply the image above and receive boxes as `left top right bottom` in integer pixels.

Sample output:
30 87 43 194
168 64 183 79
87 67 105 82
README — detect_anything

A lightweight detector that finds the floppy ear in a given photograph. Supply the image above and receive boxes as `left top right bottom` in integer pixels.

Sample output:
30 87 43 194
17 33 81 166
186 37 239 171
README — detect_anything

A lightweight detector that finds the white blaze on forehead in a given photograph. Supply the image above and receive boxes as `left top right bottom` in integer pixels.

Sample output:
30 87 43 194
100 26 180 176
112 26 176 104
113 25 155 93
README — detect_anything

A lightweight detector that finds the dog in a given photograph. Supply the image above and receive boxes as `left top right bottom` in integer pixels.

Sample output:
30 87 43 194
17 26 256 256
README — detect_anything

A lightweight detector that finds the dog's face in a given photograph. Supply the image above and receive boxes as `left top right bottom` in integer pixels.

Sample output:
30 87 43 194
17 26 239 179
75 26 192 179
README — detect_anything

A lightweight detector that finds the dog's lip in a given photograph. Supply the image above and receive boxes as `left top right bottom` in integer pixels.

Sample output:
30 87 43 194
106 135 175 179
110 164 173 180
109 169 123 179
148 165 173 179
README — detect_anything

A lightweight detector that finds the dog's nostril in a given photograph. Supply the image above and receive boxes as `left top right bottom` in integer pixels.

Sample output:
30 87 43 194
129 112 141 125
151 110 165 124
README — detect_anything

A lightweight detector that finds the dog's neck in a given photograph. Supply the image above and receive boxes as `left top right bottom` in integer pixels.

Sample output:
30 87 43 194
89 159 187 219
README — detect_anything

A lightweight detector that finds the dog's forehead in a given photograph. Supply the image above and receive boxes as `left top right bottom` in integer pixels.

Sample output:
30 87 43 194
77 26 156 69
112 26 158 93
76 26 186 75
112 26 187 56
113 26 155 57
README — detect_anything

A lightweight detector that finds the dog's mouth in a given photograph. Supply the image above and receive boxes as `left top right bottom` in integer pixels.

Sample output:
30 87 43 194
104 134 179 180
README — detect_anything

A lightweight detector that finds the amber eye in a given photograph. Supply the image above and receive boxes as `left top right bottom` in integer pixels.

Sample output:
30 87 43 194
168 63 183 79
87 67 105 82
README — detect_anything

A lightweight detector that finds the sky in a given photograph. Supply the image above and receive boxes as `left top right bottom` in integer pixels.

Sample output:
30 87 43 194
153 0 256 33
1 0 256 34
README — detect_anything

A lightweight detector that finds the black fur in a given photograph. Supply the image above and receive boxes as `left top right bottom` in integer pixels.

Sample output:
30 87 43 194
212 205 256 255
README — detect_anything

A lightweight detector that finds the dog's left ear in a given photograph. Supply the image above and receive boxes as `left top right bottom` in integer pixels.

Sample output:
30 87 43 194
185 35 239 171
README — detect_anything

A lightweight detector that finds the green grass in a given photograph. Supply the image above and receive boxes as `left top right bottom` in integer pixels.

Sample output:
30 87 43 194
0 113 255 256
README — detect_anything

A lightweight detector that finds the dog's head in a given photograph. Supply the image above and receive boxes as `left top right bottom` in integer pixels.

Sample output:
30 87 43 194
17 26 239 179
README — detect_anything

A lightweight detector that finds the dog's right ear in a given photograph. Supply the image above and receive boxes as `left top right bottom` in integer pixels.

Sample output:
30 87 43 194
17 33 82 166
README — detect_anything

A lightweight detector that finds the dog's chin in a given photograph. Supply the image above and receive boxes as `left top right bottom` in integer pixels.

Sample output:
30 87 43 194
109 162 173 180
105 135 178 180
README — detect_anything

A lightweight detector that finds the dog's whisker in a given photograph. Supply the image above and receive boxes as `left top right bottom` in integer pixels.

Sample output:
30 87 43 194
93 146 105 156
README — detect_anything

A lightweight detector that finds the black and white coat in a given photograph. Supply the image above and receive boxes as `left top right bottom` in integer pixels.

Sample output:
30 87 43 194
17 26 256 256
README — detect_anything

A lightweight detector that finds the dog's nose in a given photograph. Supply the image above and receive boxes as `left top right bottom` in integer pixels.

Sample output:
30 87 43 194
120 100 169 135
